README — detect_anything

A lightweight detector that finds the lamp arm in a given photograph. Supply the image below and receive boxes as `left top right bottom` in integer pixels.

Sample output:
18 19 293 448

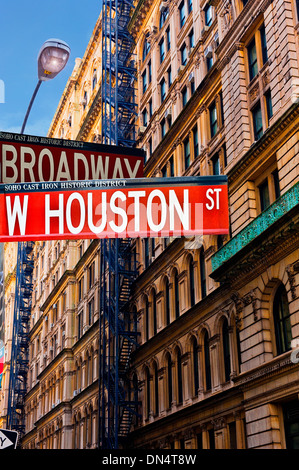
21 79 42 134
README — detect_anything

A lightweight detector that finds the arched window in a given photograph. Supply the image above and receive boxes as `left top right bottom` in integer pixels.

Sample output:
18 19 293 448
192 336 199 395
174 269 180 319
152 289 157 335
153 362 159 415
165 277 171 325
145 367 151 419
176 348 183 404
144 296 149 341
189 257 195 307
159 7 169 29
273 284 292 355
142 34 151 61
203 330 211 391
222 318 231 382
166 353 172 408
200 250 206 299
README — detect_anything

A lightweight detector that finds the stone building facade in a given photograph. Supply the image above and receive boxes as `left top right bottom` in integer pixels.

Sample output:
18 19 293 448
1 0 298 449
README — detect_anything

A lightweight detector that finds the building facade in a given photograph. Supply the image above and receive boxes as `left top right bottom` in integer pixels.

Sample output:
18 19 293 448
1 0 298 449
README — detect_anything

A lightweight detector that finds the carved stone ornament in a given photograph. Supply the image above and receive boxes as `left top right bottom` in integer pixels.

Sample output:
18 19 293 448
220 0 233 34
286 265 297 300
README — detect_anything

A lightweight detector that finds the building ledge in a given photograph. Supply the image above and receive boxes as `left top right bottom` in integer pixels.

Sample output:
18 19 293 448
211 182 299 277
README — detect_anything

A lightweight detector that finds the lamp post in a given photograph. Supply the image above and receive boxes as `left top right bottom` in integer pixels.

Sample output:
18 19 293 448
21 38 70 133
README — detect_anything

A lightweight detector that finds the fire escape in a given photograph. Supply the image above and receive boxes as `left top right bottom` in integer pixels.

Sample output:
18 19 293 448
99 0 140 449
6 241 35 436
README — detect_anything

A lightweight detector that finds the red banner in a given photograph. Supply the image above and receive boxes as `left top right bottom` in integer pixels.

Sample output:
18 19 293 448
0 132 144 183
0 177 229 241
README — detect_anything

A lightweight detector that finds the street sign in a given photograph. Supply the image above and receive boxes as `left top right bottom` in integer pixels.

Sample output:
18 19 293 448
0 131 144 183
0 429 18 449
0 176 229 241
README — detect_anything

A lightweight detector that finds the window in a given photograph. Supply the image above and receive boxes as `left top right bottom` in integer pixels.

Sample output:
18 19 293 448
160 7 169 29
145 296 149 341
149 98 153 118
272 169 280 199
189 257 195 306
88 262 95 288
283 401 299 449
78 310 83 339
170 155 174 177
192 337 199 395
148 60 152 84
166 27 171 51
203 330 212 391
191 79 195 95
204 5 213 26
78 277 83 302
222 318 231 382
209 101 218 138
152 289 157 335
92 69 97 90
182 86 188 107
142 70 147 94
252 101 263 140
207 55 213 71
161 118 166 138
247 38 258 81
154 362 159 415
144 238 149 268
265 89 273 124
176 349 183 404
273 284 292 355
212 153 220 175
184 137 190 169
88 298 94 325
259 178 270 211
260 24 268 65
145 367 151 419
188 0 193 14
168 67 172 87
297 0 299 22
142 108 148 127
174 269 180 319
181 43 188 66
148 137 152 158
189 29 194 49
200 250 206 298
193 125 199 158
179 2 186 28
166 353 172 408
159 38 165 63
143 35 151 61
160 78 166 103
165 277 170 325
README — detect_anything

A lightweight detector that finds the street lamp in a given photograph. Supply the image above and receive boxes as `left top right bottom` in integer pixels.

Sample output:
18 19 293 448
21 38 71 134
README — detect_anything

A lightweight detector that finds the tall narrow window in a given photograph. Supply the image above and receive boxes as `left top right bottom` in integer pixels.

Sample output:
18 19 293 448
184 137 190 169
160 7 169 29
260 24 268 65
222 318 231 382
193 125 199 158
143 34 150 61
167 353 172 408
189 29 194 49
200 250 206 299
165 277 170 325
148 60 152 84
189 257 195 307
247 38 258 81
192 337 199 395
259 178 270 211
273 284 292 355
144 238 149 268
204 330 211 391
179 2 186 28
145 367 151 419
252 101 263 140
174 269 180 319
154 362 159 415
142 70 147 94
166 27 171 51
209 101 218 138
152 290 157 335
212 153 220 175
182 86 188 107
176 349 183 404
160 78 166 103
161 118 166 138
159 38 165 63
145 296 149 341
265 89 273 124
204 5 213 26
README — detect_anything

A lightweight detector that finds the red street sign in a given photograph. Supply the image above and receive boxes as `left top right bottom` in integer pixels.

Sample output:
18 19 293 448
0 132 144 183
0 176 229 241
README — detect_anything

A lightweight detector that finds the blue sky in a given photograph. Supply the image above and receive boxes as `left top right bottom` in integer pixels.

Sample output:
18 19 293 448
0 0 102 137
